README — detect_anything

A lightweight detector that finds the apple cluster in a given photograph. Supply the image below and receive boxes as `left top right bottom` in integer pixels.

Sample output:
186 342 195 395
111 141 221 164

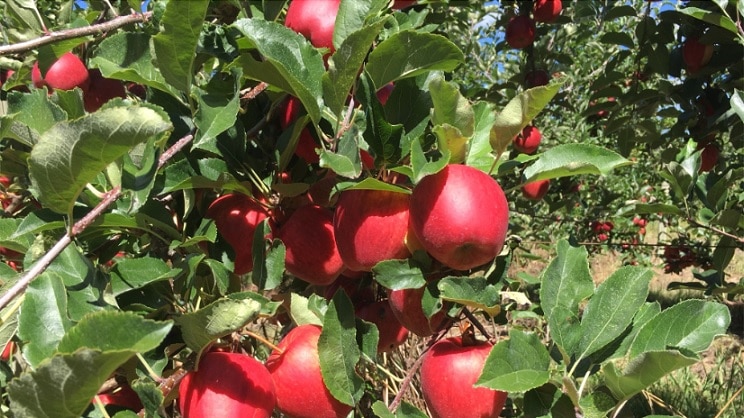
505 0 562 50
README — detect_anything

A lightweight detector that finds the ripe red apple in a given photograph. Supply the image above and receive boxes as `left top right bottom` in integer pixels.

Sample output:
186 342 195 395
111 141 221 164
285 0 340 53
513 125 542 154
84 69 127 112
333 189 411 272
505 16 536 49
178 352 276 418
522 179 550 200
525 69 549 88
266 325 353 418
409 164 509 271
96 385 143 413
280 96 321 164
392 0 416 9
376 82 395 105
206 193 270 275
682 37 713 72
420 337 507 418
355 300 409 353
698 141 719 173
387 286 447 337
276 204 346 285
533 0 562 23
31 52 90 91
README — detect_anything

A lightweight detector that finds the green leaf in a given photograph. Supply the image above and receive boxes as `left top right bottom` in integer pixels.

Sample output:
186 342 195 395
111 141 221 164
366 31 465 89
539 240 594 358
334 0 387 48
430 76 474 136
132 380 163 418
324 19 387 117
600 32 634 48
678 6 738 34
89 32 180 98
578 388 618 418
523 144 632 182
372 258 427 290
28 106 172 214
288 293 324 327
629 300 731 357
232 19 325 124
152 0 209 92
109 257 180 297
476 330 551 392
603 350 698 401
577 267 652 360
17 273 72 368
6 88 67 142
57 310 173 354
659 161 693 201
410 137 449 184
359 72 404 167
174 298 261 354
437 277 500 317
251 220 285 291
319 291 364 406
731 90 744 124
465 102 498 173
371 401 428 418
193 68 242 149
339 177 411 194
490 79 564 155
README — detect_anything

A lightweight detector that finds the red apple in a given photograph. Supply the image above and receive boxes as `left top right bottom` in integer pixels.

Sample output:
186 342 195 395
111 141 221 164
387 286 447 337
1 341 14 362
179 352 276 418
84 69 127 112
206 193 270 275
280 96 321 164
333 189 411 272
505 16 536 49
96 385 143 413
392 0 416 9
31 52 90 91
266 325 353 418
409 164 509 271
276 204 346 285
355 300 409 353
522 179 550 200
682 37 713 72
525 69 549 87
513 125 542 154
420 337 507 418
533 0 562 23
376 82 395 105
698 141 719 173
285 0 340 53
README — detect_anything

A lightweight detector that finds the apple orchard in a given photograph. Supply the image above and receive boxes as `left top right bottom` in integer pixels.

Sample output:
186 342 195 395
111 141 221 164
0 0 741 418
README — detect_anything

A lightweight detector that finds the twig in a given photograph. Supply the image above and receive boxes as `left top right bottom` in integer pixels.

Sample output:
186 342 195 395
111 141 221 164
240 82 268 100
462 307 492 340
687 218 744 244
158 134 194 169
0 12 152 56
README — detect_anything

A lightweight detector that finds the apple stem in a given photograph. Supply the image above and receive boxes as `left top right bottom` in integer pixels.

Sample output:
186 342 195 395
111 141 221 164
461 307 492 341
243 329 283 354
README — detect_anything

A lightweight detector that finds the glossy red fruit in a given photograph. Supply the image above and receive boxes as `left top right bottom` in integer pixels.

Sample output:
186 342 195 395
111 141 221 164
410 164 509 271
266 325 353 418
513 125 542 154
421 337 507 418
97 385 143 413
682 37 713 72
31 52 90 91
533 0 562 23
206 193 270 275
333 189 411 272
525 69 549 87
356 300 409 353
276 204 345 285
392 0 416 9
280 96 321 164
387 286 446 337
505 16 536 49
376 82 395 105
179 352 276 418
84 69 127 112
285 0 340 52
698 142 719 173
522 179 550 200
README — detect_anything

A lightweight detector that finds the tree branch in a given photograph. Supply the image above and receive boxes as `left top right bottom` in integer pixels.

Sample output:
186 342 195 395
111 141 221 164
0 12 152 56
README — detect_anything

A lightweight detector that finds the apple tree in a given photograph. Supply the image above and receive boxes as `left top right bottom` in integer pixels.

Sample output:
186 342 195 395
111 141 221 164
0 1 736 417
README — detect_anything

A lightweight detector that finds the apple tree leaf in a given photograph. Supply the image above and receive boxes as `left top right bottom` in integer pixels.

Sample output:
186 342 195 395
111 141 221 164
437 277 500 317
193 67 242 150
577 267 652 360
490 79 564 156
6 88 67 142
333 0 387 48
677 6 738 34
430 75 474 137
602 350 698 401
465 102 498 173
731 89 744 124
109 256 181 297
410 137 449 184
319 291 365 406
371 400 428 418
372 258 427 290
151 0 209 92
476 330 551 392
366 31 465 89
539 240 594 359
17 272 72 368
28 105 172 215
231 19 325 124
629 299 731 357
174 298 261 355
523 144 632 182
288 293 324 327
359 72 405 167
